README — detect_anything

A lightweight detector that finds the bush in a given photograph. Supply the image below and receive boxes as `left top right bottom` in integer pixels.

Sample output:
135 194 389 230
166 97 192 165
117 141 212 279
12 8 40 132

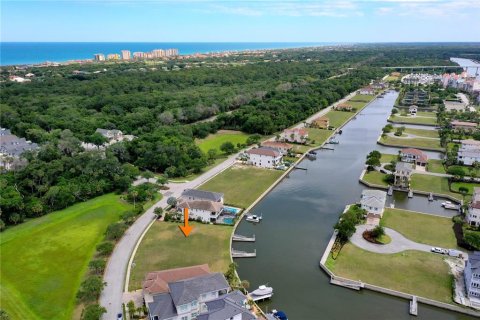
447 166 466 178
464 229 480 250
167 197 177 207
89 259 106 274
154 207 164 218
77 276 105 302
96 241 114 256
105 222 128 241
81 304 106 320
371 225 385 238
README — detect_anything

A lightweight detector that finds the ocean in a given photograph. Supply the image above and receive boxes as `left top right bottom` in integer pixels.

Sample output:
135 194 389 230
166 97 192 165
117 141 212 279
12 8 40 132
0 42 331 66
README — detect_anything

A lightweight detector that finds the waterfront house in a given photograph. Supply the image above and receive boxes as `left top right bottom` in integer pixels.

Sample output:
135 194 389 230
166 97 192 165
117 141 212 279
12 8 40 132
400 148 428 167
359 86 375 95
457 140 480 166
371 81 387 90
360 189 387 217
394 162 414 189
467 188 480 227
451 121 478 133
142 265 256 320
181 189 224 204
409 105 418 116
246 147 282 169
335 103 353 112
177 200 224 223
281 128 308 144
464 252 480 305
310 116 330 129
261 141 293 155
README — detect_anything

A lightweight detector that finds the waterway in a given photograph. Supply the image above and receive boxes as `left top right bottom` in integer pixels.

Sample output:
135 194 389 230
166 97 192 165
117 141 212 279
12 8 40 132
451 57 480 79
234 91 475 319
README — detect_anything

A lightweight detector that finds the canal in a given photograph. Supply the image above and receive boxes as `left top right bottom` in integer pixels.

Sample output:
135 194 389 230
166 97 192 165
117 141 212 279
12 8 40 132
234 91 475 319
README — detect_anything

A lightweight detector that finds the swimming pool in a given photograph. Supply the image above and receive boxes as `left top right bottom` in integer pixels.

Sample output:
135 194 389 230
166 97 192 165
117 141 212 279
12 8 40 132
223 206 241 214
223 218 235 225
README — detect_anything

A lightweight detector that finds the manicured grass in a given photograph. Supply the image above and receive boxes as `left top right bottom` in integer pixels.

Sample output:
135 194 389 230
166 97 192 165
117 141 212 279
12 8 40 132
427 159 447 174
196 130 250 154
326 110 356 128
378 234 392 244
381 208 457 248
404 128 439 139
329 243 453 303
416 111 437 118
451 182 480 197
389 115 437 125
380 153 398 163
362 171 389 187
380 136 443 151
410 174 460 200
198 165 284 208
0 194 133 320
295 128 334 153
129 222 232 290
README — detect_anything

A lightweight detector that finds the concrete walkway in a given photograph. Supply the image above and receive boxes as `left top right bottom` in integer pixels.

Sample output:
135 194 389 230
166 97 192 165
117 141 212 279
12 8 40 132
350 224 432 254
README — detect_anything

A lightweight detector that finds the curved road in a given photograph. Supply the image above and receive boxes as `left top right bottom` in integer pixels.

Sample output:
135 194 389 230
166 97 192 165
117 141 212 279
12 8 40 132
99 91 358 319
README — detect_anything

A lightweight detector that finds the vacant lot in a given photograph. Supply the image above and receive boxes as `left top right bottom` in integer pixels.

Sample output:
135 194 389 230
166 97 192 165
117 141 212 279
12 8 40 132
380 136 443 151
451 181 480 197
199 165 284 208
404 128 439 139
328 243 453 303
381 208 457 248
0 194 132 320
362 171 389 187
427 159 446 174
389 115 437 126
129 222 232 290
410 174 461 200
380 153 398 163
196 130 250 154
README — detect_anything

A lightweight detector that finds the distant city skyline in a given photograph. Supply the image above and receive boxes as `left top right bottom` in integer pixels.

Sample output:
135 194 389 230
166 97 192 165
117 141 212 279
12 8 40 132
1 0 480 42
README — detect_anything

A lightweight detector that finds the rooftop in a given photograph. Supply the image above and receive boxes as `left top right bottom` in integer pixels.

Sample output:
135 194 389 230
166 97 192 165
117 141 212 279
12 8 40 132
261 141 293 149
143 264 210 295
361 189 387 209
247 147 281 157
177 200 224 212
181 189 224 202
169 273 229 305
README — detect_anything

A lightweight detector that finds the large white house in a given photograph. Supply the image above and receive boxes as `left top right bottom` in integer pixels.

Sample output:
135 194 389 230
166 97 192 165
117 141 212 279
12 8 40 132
464 252 480 306
457 139 480 166
246 147 282 169
177 200 224 223
143 265 256 320
360 189 387 217
467 188 480 227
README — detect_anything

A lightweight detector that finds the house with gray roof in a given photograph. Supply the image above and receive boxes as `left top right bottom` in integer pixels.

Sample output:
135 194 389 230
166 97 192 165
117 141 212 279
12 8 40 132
464 251 480 305
360 189 387 217
0 127 38 170
394 162 414 189
181 189 224 203
144 268 255 320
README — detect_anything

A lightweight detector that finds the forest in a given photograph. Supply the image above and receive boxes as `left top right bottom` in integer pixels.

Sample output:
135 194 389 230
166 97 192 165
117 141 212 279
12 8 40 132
1 44 478 227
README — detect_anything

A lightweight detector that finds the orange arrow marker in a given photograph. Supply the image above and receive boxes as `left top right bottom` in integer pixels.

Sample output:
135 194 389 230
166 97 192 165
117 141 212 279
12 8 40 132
179 208 193 237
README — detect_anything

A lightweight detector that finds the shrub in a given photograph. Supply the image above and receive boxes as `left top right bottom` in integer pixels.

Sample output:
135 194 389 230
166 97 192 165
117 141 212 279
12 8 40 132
81 304 106 320
105 222 128 241
96 241 114 256
371 225 385 238
89 259 106 274
77 276 105 302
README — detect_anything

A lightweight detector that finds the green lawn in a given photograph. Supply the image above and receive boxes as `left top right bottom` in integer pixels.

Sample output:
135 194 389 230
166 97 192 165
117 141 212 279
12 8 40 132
0 194 133 320
451 182 480 197
198 165 284 208
416 111 437 118
129 222 232 290
362 171 389 187
381 208 457 248
380 136 443 151
380 153 398 163
196 130 250 154
328 243 453 303
404 128 439 139
294 128 334 153
427 159 447 174
386 75 400 82
389 115 437 125
410 174 460 200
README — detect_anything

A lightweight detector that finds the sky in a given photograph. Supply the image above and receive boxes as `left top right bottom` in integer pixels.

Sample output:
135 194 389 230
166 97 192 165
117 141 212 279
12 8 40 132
1 0 480 42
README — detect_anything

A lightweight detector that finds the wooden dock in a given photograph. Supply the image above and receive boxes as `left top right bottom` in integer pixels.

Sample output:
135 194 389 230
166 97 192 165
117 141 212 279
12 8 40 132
410 296 418 316
232 249 256 258
232 234 255 242
250 292 273 302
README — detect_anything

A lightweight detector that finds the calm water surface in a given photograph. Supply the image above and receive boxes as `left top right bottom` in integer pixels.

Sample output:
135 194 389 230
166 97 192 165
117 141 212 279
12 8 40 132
234 92 474 320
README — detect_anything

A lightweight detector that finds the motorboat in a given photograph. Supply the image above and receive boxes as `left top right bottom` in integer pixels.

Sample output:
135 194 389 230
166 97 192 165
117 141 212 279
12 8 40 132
251 285 273 296
267 310 288 320
245 214 262 223
441 201 458 210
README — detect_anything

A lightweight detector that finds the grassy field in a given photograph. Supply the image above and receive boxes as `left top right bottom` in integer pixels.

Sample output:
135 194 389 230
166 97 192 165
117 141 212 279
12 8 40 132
381 208 457 248
404 128 439 139
362 171 389 187
410 174 461 200
196 130 250 154
386 75 400 82
327 243 453 303
198 165 284 208
416 111 437 118
380 136 443 151
380 153 398 163
0 194 133 320
389 115 437 126
451 181 480 197
427 159 447 174
129 222 232 290
295 128 334 153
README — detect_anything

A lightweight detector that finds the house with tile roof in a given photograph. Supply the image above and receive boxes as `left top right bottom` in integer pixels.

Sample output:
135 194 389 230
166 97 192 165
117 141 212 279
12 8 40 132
335 103 353 112
280 128 308 144
246 147 282 169
310 116 330 129
143 266 256 320
359 86 375 95
464 252 480 304
451 121 478 133
261 141 293 155
400 148 428 167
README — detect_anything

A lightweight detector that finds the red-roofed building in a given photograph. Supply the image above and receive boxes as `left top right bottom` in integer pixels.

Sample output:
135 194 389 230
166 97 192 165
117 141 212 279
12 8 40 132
310 116 330 129
246 147 283 168
261 141 293 155
359 86 375 95
451 120 478 132
400 148 428 167
281 128 308 144
335 103 353 111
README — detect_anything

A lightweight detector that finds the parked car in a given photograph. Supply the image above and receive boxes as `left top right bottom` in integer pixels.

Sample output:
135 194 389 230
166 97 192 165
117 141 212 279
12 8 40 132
431 247 448 254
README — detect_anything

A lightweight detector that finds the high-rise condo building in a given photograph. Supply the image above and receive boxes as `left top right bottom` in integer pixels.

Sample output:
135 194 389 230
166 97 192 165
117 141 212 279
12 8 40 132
93 53 105 61
107 53 120 60
121 50 131 60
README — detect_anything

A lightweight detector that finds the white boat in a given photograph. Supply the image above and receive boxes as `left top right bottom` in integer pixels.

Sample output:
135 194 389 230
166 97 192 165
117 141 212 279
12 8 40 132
251 285 273 296
245 214 262 223
441 201 458 210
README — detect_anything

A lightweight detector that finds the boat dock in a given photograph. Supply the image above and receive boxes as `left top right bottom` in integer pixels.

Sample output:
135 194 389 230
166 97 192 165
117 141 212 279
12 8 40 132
250 292 273 302
232 249 256 258
410 296 418 316
232 234 256 242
